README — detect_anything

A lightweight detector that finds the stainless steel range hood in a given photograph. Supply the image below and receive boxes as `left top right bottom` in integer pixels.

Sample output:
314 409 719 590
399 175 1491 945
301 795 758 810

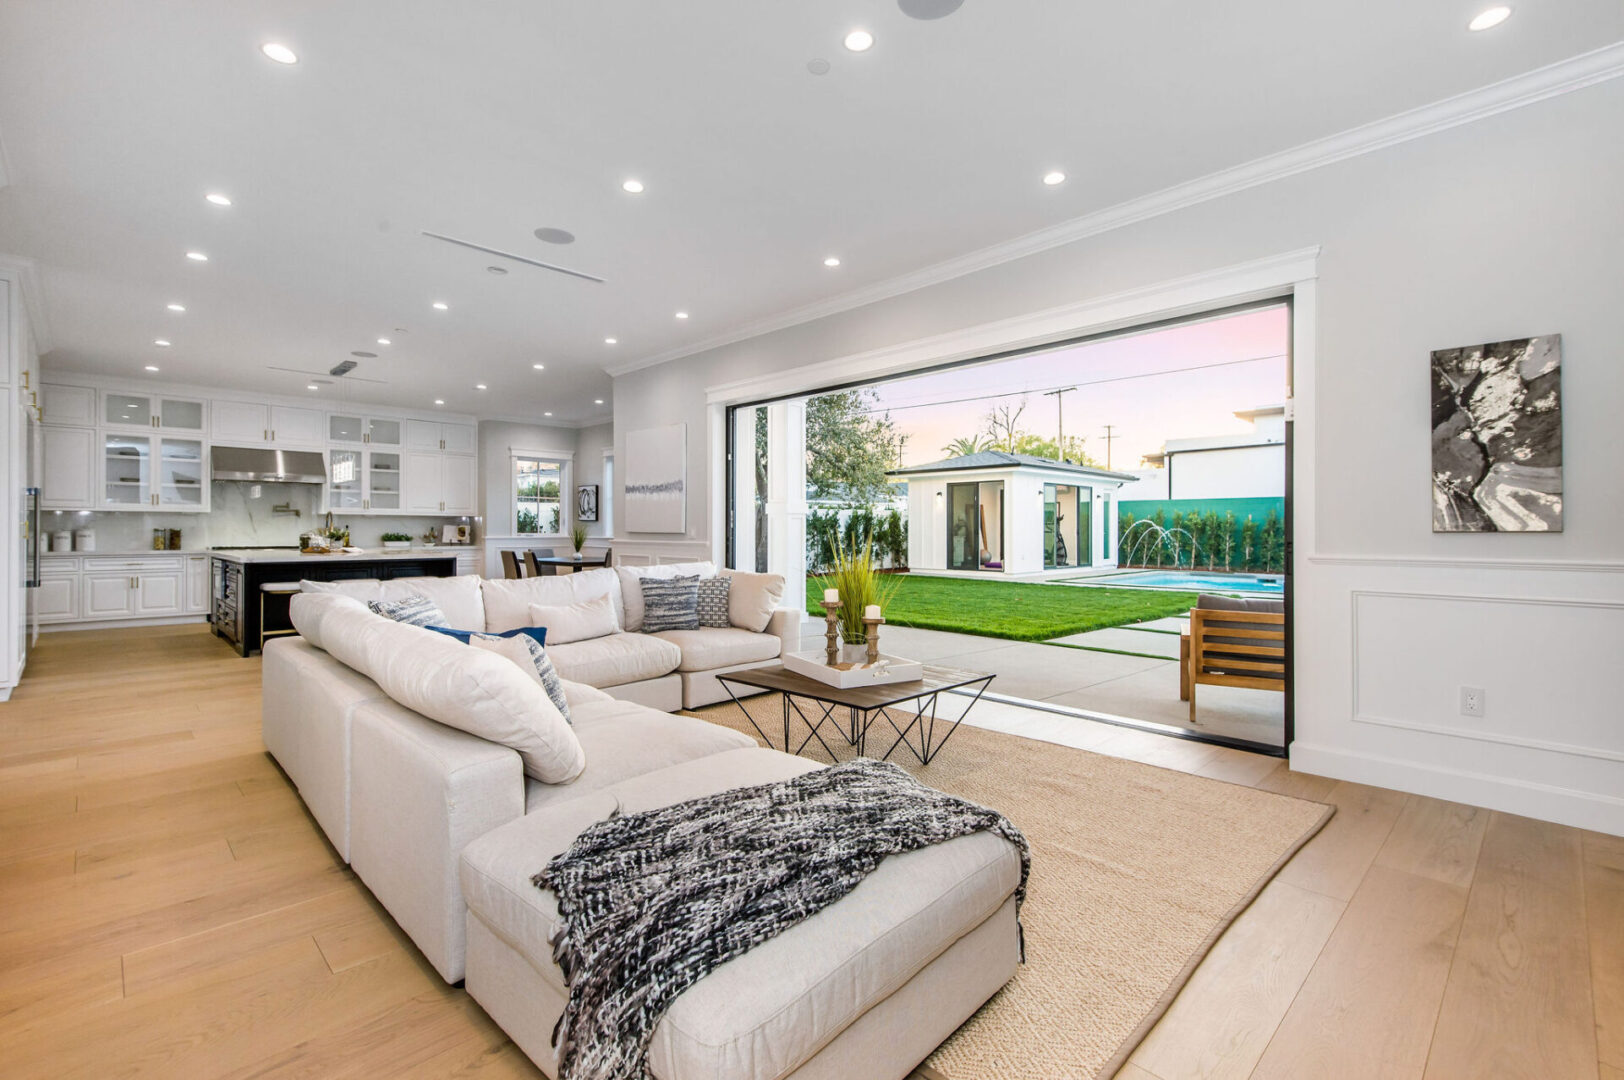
211 446 328 484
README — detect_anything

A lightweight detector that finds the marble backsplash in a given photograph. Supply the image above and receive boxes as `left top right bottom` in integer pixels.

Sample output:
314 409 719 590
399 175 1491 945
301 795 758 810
42 481 476 552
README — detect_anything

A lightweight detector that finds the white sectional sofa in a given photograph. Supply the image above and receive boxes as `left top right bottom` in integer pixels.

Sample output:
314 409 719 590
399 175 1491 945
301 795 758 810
299 562 800 711
262 586 1024 1080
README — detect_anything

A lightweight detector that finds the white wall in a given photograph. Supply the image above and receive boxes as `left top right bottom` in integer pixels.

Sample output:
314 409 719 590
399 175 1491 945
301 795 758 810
476 419 582 569
613 78 1624 833
572 422 614 540
1170 444 1285 499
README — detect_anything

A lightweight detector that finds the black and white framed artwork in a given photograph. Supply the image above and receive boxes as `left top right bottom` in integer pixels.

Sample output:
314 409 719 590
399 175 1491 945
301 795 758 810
1431 334 1562 532
575 484 599 522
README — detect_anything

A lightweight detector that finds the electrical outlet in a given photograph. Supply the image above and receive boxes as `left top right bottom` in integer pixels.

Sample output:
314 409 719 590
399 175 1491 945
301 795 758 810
1460 686 1486 718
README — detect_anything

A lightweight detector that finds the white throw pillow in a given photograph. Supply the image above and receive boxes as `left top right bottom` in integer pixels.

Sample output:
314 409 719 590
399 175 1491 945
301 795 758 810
720 569 786 633
311 599 585 783
615 561 717 632
480 568 621 634
528 594 620 645
299 575 485 632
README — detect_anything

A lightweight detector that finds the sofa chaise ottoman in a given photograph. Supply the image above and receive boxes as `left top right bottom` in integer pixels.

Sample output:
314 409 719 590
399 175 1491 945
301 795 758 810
460 747 1025 1080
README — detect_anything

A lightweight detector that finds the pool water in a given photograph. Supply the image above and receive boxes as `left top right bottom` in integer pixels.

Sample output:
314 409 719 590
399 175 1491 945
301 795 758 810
1090 571 1284 594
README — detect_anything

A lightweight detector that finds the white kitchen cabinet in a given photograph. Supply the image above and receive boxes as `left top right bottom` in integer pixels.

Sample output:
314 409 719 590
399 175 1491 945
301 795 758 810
329 413 404 447
403 451 475 514
103 391 207 433
33 575 79 623
406 420 474 453
211 401 323 446
102 434 208 511
328 448 403 513
41 383 97 427
82 573 137 619
135 570 184 616
184 555 210 615
40 425 96 510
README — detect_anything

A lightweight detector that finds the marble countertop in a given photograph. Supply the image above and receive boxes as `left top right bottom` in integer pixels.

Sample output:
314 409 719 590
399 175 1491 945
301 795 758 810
43 549 211 558
208 547 471 565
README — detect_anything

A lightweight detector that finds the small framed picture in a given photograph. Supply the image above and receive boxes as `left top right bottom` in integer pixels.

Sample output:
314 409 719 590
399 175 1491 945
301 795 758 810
576 484 600 522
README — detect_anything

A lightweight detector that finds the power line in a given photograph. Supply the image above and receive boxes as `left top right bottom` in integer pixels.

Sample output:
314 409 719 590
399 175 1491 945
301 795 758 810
856 352 1287 415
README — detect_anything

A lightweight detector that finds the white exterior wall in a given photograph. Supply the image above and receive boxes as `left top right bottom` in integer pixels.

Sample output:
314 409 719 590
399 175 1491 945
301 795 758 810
1169 444 1285 499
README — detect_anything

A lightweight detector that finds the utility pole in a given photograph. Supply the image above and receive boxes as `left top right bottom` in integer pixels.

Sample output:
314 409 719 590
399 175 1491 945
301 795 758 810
1042 387 1076 461
1101 424 1119 470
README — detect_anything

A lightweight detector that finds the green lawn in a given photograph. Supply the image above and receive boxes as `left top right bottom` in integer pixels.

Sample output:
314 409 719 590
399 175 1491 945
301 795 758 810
805 575 1198 643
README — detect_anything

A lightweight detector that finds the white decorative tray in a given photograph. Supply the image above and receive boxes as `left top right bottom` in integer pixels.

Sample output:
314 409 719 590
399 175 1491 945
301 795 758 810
781 649 925 688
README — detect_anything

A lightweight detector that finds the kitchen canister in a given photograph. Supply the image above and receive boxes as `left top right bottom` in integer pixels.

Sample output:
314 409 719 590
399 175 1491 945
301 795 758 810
73 527 96 552
51 530 71 553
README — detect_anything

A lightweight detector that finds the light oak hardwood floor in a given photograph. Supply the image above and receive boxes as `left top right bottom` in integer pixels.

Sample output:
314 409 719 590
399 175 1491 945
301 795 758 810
0 625 1617 1079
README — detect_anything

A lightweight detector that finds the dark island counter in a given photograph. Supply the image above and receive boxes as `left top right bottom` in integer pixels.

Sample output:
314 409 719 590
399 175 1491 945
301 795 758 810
211 548 459 656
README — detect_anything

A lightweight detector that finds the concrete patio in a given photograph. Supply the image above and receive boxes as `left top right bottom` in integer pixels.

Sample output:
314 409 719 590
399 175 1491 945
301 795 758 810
871 623 1285 748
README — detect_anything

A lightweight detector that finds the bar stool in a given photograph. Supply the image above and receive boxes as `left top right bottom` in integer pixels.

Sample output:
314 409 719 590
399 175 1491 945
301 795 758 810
260 582 303 642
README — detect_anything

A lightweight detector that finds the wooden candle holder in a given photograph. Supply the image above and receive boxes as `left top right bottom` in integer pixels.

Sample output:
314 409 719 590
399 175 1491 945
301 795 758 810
863 616 883 666
824 599 842 666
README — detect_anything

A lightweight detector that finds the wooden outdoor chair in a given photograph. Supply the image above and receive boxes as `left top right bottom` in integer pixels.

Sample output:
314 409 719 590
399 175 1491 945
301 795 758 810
1181 597 1286 724
499 550 525 580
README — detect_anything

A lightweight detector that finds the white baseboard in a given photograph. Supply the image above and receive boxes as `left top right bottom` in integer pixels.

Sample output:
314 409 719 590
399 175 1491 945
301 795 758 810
1290 740 1624 837
41 615 210 633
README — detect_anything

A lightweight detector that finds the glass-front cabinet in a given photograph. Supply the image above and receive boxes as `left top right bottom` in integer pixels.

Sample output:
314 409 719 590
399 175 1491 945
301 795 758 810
328 413 403 447
327 448 402 512
103 392 206 433
103 434 209 510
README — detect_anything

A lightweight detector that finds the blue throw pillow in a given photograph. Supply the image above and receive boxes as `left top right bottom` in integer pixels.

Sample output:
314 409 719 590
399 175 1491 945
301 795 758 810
424 624 548 648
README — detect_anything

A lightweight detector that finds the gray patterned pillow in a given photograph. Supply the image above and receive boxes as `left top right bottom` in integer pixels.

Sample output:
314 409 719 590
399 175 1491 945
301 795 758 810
640 575 700 632
467 632 572 724
368 594 448 627
696 576 731 629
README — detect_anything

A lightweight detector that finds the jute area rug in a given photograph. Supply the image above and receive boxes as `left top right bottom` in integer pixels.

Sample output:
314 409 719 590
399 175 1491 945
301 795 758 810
688 700 1333 1080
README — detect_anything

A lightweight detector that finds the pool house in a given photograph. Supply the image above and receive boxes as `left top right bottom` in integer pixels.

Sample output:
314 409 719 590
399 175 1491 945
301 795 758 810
891 452 1137 577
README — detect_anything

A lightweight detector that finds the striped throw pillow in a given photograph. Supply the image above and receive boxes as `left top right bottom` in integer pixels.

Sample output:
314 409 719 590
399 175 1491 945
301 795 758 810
467 633 572 723
640 575 701 633
367 594 448 627
696 576 731 628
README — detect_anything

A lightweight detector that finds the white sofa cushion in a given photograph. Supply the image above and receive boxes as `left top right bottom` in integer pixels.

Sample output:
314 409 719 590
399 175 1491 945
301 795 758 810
481 569 620 634
522 700 755 813
289 590 370 651
615 561 717 632
460 747 1023 1080
302 598 585 784
301 574 486 632
719 569 786 633
527 594 620 646
546 632 681 689
650 627 782 673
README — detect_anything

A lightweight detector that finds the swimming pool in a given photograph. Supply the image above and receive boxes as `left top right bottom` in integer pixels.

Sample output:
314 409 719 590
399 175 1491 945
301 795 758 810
1082 571 1284 594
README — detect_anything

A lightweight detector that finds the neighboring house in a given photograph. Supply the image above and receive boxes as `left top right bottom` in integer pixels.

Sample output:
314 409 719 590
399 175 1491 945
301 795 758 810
1117 405 1286 501
889 451 1136 576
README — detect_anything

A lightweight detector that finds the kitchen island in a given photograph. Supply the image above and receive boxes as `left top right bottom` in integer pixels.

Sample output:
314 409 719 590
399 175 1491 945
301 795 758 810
212 547 464 656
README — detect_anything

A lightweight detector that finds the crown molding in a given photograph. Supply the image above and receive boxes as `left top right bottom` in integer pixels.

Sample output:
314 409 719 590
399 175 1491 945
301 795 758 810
0 253 54 355
608 40 1624 380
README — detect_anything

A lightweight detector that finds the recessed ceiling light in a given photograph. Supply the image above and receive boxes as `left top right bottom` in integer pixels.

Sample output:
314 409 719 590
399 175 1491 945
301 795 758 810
544 412 553 417
594 399 605 405
823 256 841 267
622 179 645 194
205 192 232 207
534 227 576 244
186 251 208 261
844 30 874 52
261 43 298 64
434 399 445 406
306 384 319 391
604 337 618 345
166 303 186 312
533 363 546 370
144 365 160 372
432 301 449 310
1468 6 1512 30
675 311 689 320
376 337 391 345
1042 171 1067 186
475 383 488 390
486 265 508 275
154 339 171 347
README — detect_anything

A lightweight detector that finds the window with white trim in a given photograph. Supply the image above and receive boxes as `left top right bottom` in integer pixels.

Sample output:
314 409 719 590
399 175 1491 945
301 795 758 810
514 456 567 536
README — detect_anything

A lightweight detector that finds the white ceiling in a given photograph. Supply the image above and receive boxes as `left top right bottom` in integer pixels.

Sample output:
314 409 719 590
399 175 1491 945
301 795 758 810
1 1 1620 421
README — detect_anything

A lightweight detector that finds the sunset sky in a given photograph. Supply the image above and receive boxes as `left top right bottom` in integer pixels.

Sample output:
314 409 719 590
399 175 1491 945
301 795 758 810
865 304 1291 470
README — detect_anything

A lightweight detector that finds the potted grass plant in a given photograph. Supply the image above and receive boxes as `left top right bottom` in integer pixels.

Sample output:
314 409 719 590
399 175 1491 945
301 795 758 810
571 522 588 557
818 537 900 663
380 531 412 550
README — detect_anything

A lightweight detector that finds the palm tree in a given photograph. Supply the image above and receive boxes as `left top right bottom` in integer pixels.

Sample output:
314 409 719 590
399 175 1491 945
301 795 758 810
941 435 989 458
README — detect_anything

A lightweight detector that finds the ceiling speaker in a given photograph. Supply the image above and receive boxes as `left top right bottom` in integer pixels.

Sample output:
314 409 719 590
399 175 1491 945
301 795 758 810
899 0 964 19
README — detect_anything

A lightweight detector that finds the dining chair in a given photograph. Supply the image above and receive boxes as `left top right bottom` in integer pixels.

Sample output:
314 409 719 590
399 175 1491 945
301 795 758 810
500 550 524 580
525 548 557 577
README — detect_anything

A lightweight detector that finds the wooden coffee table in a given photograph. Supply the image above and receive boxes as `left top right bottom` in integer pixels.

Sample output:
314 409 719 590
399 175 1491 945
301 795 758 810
715 664 994 766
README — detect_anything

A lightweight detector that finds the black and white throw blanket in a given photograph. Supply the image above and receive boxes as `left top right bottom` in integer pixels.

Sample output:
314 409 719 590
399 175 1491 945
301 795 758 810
532 757 1030 1080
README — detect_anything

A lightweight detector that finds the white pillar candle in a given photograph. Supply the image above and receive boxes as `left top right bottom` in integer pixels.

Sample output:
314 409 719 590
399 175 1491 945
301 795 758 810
864 604 882 619
824 588 839 604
